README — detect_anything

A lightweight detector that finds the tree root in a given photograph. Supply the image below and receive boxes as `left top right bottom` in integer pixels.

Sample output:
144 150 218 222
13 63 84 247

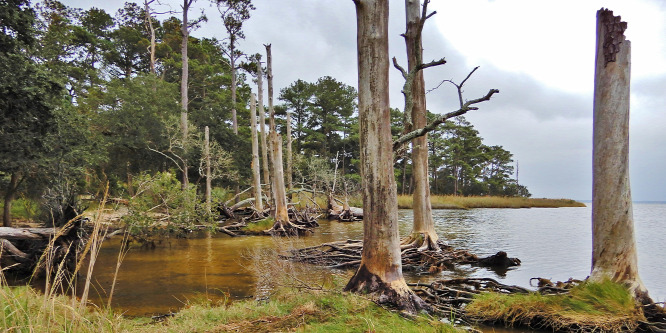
400 232 440 252
263 208 320 236
283 239 520 274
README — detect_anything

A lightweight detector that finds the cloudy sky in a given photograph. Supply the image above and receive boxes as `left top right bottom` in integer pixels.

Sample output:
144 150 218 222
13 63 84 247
63 0 666 201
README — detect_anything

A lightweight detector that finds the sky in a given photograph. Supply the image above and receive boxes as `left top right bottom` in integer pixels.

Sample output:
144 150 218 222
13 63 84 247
62 0 666 201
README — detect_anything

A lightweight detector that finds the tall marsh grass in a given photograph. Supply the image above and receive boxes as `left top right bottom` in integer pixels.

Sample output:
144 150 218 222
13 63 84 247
398 195 586 209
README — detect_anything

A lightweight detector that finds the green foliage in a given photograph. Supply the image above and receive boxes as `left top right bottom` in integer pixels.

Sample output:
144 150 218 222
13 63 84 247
123 172 206 238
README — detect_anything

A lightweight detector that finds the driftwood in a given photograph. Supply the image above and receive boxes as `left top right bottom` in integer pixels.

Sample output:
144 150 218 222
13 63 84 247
0 222 86 277
284 239 520 274
327 195 363 222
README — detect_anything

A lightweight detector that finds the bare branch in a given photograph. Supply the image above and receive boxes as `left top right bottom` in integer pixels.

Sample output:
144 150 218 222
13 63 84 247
393 89 499 150
392 57 408 79
147 147 184 172
417 57 446 71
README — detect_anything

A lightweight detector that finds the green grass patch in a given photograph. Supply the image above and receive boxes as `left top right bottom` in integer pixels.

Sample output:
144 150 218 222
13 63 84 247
465 279 643 332
0 197 42 223
242 217 275 233
398 195 586 209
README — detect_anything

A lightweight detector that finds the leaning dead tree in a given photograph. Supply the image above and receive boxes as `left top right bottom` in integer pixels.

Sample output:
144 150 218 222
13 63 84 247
345 0 426 313
590 8 648 301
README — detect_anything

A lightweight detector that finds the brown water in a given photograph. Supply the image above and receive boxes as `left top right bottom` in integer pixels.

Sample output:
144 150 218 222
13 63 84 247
73 204 665 322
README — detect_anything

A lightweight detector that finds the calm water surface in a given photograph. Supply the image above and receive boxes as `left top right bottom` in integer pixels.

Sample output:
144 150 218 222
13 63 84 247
82 203 665 317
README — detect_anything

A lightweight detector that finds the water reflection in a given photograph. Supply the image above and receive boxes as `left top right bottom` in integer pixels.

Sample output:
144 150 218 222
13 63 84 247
74 204 664 316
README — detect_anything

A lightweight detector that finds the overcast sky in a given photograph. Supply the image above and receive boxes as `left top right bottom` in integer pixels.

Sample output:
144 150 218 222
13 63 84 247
62 0 666 201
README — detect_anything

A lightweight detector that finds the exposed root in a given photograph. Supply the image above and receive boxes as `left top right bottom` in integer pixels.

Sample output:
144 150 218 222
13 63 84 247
400 232 440 252
345 264 428 314
284 239 520 274
264 208 320 236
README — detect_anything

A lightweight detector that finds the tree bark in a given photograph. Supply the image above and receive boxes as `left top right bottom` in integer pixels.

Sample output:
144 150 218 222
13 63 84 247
205 126 211 212
180 0 192 189
230 42 238 135
590 8 647 299
345 0 425 313
402 0 439 251
250 93 263 211
286 110 293 200
3 172 20 227
257 61 271 204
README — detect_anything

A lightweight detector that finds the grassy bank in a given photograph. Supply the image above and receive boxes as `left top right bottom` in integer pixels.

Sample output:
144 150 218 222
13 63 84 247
398 195 585 209
0 283 461 332
465 279 644 332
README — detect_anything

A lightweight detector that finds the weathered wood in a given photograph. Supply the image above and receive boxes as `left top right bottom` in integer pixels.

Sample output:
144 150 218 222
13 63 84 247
205 126 211 211
590 8 647 297
0 227 58 240
345 0 425 314
257 62 271 204
0 238 30 260
250 93 263 211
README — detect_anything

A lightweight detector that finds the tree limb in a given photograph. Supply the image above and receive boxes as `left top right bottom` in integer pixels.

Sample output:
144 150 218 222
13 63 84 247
393 89 499 150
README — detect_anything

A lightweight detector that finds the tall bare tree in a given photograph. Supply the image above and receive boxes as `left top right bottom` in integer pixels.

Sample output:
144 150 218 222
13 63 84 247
205 126 211 211
249 92 263 211
344 0 425 313
286 108 293 199
264 44 292 235
180 0 195 189
591 8 648 300
398 0 445 251
257 60 271 200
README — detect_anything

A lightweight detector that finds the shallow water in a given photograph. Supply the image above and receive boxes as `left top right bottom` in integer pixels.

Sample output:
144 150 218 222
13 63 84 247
68 203 665 318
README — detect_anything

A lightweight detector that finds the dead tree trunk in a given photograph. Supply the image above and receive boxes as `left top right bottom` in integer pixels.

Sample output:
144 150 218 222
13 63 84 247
205 126 211 212
250 93 263 211
257 61 271 204
264 44 298 235
345 0 426 314
230 44 238 135
180 0 194 189
286 109 293 200
144 0 156 75
401 0 439 251
591 8 647 299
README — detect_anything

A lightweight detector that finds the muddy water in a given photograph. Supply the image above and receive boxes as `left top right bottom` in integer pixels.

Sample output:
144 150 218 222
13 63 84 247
82 204 665 320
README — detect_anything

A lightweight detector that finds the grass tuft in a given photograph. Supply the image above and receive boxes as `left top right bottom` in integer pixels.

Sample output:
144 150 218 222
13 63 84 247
465 279 644 332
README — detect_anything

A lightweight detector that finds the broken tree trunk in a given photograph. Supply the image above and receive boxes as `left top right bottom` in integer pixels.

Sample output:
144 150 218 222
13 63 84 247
590 8 647 300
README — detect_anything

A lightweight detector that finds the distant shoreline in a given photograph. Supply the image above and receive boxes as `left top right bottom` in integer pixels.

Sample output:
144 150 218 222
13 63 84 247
397 195 586 209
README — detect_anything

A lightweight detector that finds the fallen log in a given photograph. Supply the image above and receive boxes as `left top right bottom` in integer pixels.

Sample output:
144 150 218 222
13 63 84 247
0 227 60 240
327 195 363 221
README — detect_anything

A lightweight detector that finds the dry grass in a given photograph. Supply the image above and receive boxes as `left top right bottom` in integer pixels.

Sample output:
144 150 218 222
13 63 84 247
465 279 645 332
398 195 586 209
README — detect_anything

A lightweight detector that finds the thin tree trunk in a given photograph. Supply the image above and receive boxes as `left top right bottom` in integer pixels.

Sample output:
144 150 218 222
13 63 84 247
401 157 408 195
257 63 271 203
286 110 293 200
144 0 156 75
250 93 263 211
590 8 647 299
345 0 425 313
231 42 238 135
180 0 191 189
205 126 211 212
265 45 276 214
402 0 438 251
3 173 20 227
